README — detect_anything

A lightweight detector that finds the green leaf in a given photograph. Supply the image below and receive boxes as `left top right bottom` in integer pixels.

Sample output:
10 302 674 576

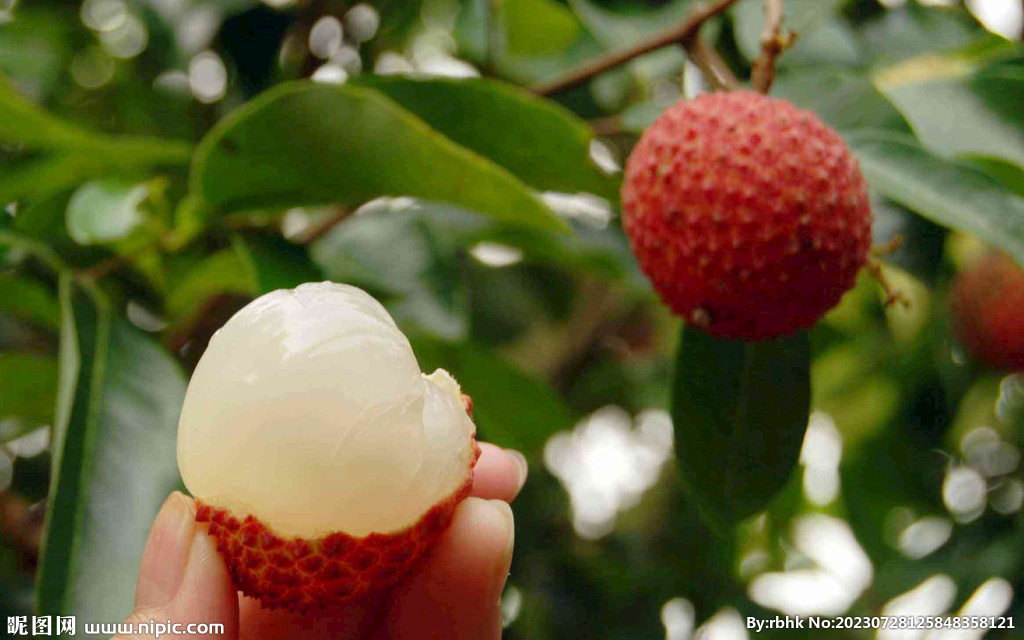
0 353 58 429
0 76 191 160
771 70 912 134
0 75 100 151
409 338 572 455
37 280 186 622
855 4 987 66
352 76 615 198
847 129 1024 266
191 82 568 233
671 328 811 530
876 53 1024 169
165 249 256 325
970 157 1024 198
233 233 322 294
66 179 148 245
0 8 73 100
567 0 696 49
0 154 108 206
455 0 605 84
0 275 61 330
505 0 580 56
0 77 190 206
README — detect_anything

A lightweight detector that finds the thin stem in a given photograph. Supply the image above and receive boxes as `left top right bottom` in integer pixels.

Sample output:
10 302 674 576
589 115 625 137
77 255 126 283
871 234 904 257
685 34 740 90
299 206 353 245
751 0 795 94
532 0 745 96
866 258 910 309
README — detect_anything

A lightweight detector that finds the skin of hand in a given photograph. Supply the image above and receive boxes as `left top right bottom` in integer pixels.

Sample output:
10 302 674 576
116 443 528 640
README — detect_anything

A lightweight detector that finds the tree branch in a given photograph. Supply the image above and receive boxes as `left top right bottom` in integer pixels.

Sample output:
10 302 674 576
751 0 796 94
532 0 745 96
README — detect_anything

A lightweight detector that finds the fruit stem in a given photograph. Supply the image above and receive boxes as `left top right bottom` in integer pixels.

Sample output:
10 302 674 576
866 258 911 309
871 234 904 258
751 0 797 94
531 0 745 96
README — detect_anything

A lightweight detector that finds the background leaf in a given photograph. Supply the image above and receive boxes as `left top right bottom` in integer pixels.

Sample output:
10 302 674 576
504 0 580 56
848 129 1024 266
233 233 321 294
876 50 1024 168
165 249 256 327
37 284 185 629
671 329 811 529
771 70 912 134
191 82 568 232
66 180 148 246
0 276 61 330
353 76 616 198
0 353 58 431
855 4 987 65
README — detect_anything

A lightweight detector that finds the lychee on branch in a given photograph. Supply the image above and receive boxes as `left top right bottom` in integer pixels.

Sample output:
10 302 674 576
621 91 873 340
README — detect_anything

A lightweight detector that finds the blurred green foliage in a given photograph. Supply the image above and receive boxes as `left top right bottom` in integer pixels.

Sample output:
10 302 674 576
1 0 1023 637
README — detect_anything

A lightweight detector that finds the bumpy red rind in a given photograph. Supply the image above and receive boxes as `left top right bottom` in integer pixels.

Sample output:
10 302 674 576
196 438 481 614
621 90 872 340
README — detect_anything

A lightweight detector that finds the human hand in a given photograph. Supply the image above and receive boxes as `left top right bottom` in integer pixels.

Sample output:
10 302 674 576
117 443 527 640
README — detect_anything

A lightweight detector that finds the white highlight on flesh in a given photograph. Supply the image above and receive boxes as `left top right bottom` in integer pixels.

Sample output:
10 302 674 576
177 282 476 538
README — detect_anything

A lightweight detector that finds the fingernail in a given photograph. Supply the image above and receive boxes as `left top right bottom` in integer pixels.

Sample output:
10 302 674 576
135 492 196 609
506 449 528 493
177 525 223 597
489 499 515 571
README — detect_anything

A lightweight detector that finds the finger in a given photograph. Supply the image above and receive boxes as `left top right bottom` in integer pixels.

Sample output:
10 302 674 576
471 443 528 502
135 492 199 609
386 497 515 640
165 526 240 638
118 493 239 640
238 593 387 640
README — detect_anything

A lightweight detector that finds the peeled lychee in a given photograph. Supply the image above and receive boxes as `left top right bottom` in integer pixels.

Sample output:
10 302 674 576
621 91 873 340
176 282 481 612
951 252 1024 371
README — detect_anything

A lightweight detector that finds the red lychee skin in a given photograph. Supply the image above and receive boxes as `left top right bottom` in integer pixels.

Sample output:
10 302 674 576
621 91 873 340
197 436 481 614
951 252 1024 371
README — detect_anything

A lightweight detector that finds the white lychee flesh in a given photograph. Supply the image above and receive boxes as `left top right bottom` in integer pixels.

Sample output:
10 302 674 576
177 282 477 539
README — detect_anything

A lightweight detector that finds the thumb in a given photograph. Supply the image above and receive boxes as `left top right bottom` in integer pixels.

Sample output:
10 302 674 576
387 498 515 640
116 492 238 640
